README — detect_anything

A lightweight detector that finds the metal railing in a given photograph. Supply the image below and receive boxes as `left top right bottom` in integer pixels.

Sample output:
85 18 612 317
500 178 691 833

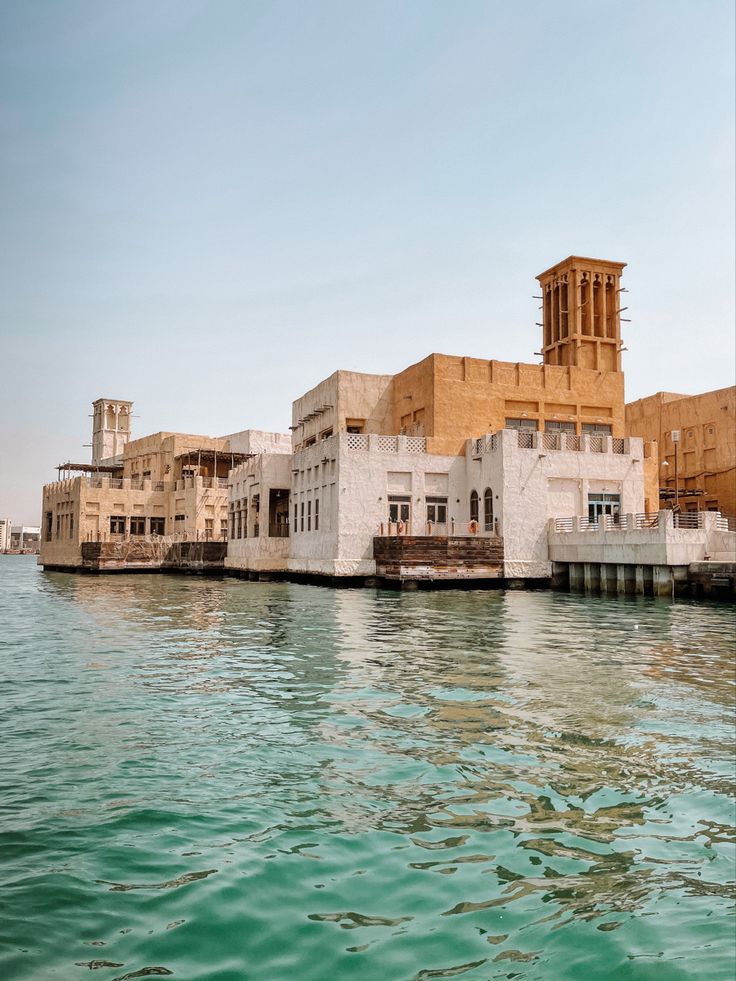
553 517 574 532
674 512 702 529
634 512 659 529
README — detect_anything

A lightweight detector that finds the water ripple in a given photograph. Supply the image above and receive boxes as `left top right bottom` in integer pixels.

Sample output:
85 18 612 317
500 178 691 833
0 557 734 980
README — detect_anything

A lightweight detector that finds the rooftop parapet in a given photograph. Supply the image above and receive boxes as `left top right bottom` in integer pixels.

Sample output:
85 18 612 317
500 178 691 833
468 428 641 458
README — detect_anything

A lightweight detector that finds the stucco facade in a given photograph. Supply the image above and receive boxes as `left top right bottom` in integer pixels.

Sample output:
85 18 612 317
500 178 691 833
625 386 736 515
226 428 647 581
225 453 292 573
40 398 289 570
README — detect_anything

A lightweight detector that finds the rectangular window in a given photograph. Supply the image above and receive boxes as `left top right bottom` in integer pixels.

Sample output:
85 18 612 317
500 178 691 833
505 418 538 431
300 502 304 532
426 496 448 525
220 518 228 539
307 499 312 531
388 495 411 526
175 513 185 523
314 497 319 531
204 518 214 539
110 515 126 534
294 504 298 531
69 515 74 538
320 428 333 440
304 436 316 447
587 493 621 524
130 517 145 536
150 517 165 535
44 511 53 542
544 420 576 433
582 423 612 435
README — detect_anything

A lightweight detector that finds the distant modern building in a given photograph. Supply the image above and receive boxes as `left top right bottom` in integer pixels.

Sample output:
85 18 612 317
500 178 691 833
0 517 12 553
11 526 41 553
626 387 736 515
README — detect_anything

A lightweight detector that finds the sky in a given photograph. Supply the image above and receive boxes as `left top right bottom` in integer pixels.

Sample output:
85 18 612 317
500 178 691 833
1 0 734 525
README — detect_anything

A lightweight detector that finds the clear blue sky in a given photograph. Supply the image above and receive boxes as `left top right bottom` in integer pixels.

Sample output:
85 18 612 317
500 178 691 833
1 0 734 524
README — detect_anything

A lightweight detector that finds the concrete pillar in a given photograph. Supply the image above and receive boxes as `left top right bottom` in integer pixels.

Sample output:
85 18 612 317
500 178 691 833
653 566 673 598
569 562 585 591
583 563 600 592
635 565 645 595
616 564 627 595
604 564 619 595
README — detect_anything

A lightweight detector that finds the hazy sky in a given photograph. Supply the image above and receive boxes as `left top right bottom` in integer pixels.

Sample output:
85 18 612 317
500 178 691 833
1 0 734 524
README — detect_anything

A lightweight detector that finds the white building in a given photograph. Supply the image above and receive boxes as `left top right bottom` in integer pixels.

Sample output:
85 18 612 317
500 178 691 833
225 428 647 583
0 517 12 553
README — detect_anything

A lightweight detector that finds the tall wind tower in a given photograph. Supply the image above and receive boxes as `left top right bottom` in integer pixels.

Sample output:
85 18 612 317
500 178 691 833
536 256 627 372
91 398 133 464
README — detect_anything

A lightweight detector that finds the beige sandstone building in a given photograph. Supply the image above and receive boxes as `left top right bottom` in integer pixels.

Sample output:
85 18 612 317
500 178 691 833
626 387 736 516
41 397 289 570
41 253 734 591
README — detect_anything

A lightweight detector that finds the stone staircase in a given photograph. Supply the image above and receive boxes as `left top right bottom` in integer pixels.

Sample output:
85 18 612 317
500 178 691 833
373 535 504 581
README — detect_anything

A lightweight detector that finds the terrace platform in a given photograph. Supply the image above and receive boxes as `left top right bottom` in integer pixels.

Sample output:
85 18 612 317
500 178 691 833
373 535 504 583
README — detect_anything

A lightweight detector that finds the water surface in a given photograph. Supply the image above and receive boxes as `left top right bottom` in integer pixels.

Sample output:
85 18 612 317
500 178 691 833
0 556 734 980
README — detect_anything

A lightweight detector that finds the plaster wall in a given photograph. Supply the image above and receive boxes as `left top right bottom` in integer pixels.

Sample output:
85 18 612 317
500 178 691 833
467 429 645 577
226 454 292 572
40 475 230 568
225 430 292 456
548 511 736 566
291 371 394 450
391 354 627 456
288 433 459 576
626 387 736 514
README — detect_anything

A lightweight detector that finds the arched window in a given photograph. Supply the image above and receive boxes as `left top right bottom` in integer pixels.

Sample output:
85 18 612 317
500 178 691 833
484 488 493 532
470 490 479 523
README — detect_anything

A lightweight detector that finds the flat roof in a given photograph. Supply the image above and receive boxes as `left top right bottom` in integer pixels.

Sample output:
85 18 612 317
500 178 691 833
536 255 627 279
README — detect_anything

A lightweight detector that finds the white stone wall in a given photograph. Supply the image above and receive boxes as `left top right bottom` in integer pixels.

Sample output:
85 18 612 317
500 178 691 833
232 428 649 580
548 510 736 566
288 433 460 576
469 429 645 577
225 454 292 572
290 371 394 451
224 429 292 456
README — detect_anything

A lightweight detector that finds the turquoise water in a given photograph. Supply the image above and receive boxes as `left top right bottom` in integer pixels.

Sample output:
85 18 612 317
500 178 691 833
0 556 734 980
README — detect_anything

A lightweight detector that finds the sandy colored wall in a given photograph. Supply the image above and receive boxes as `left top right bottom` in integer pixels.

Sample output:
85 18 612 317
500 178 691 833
390 354 626 456
226 454 292 572
291 371 394 450
626 387 736 514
